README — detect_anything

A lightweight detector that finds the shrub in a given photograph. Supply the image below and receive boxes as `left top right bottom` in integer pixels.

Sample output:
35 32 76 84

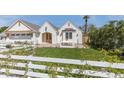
6 44 12 49
108 49 121 56
120 48 124 60
100 49 122 63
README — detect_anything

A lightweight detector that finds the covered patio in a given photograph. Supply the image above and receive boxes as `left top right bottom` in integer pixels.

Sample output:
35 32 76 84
6 31 33 40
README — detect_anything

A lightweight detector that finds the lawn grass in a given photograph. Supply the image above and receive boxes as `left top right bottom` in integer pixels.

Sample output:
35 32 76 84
34 48 124 62
0 47 124 77
35 48 82 59
1 47 123 62
34 48 106 61
1 48 32 56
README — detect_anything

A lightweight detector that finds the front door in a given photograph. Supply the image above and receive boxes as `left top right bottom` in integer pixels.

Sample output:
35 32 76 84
42 32 52 43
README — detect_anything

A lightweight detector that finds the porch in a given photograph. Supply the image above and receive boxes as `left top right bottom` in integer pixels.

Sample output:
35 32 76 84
60 41 83 48
8 33 33 40
60 41 75 48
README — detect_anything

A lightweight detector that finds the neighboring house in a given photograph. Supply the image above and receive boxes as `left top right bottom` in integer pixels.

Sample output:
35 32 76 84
5 20 40 44
3 19 83 48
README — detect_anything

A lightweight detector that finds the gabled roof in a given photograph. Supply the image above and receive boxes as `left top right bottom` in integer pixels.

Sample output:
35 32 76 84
60 20 82 32
5 19 40 32
41 21 58 31
20 20 40 32
5 19 82 33
47 21 58 30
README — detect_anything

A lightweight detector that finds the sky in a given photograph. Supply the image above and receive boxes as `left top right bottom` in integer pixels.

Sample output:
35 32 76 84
0 15 124 28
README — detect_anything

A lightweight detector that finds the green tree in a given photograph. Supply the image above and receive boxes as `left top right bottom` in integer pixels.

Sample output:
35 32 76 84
0 26 8 33
89 20 124 50
83 15 90 48
83 15 90 33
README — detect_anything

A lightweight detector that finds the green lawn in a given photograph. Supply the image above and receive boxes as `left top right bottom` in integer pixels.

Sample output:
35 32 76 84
34 48 105 60
2 47 123 62
34 48 123 62
35 48 81 59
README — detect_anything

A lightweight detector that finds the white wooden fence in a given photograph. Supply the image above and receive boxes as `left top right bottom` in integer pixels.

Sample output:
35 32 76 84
0 58 124 78
0 54 124 78
0 62 123 78
0 54 124 69
10 62 124 78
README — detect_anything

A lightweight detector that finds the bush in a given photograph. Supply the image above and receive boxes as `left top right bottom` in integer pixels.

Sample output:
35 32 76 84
119 48 124 60
100 49 122 63
108 49 121 56
6 44 12 49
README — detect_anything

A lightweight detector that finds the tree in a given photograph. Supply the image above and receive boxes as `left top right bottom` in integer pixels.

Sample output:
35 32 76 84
89 20 124 50
83 15 90 33
88 24 98 48
88 24 97 32
83 15 90 48
0 26 8 33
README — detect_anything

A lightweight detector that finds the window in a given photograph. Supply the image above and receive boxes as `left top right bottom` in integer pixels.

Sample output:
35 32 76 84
21 34 25 36
65 32 68 40
45 27 47 31
16 34 20 36
68 23 70 26
27 34 32 36
65 32 72 40
69 32 72 39
11 34 15 36
18 22 21 26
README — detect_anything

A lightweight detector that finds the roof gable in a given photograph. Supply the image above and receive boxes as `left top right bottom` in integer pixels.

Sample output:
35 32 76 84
6 20 40 32
7 20 31 32
39 21 58 32
21 20 40 31
59 20 81 31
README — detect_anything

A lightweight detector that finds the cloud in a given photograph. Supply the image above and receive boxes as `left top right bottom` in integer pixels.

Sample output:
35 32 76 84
108 15 124 21
0 15 23 27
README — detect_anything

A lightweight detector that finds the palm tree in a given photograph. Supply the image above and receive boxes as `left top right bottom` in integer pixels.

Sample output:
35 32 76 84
83 15 90 48
83 15 90 33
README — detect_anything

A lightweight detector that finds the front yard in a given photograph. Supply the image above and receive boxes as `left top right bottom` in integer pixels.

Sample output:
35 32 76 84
2 47 124 63
35 48 82 59
0 47 124 78
34 48 105 60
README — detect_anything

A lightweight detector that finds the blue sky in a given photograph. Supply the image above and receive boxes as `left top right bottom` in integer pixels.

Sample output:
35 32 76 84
0 15 124 28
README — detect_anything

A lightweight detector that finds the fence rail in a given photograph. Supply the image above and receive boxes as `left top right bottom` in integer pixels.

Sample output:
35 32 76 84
0 54 124 78
0 61 123 78
0 54 124 69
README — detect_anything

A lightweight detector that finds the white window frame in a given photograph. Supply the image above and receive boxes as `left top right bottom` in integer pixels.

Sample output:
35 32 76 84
65 32 72 40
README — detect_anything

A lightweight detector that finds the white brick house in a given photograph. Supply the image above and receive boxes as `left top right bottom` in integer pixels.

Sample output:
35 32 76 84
3 19 83 48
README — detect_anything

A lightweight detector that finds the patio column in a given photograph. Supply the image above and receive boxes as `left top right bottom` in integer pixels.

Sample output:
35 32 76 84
32 33 36 44
44 33 46 42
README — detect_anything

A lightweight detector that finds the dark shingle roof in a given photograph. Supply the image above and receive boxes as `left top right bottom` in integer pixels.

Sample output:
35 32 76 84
20 20 40 32
43 21 58 31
